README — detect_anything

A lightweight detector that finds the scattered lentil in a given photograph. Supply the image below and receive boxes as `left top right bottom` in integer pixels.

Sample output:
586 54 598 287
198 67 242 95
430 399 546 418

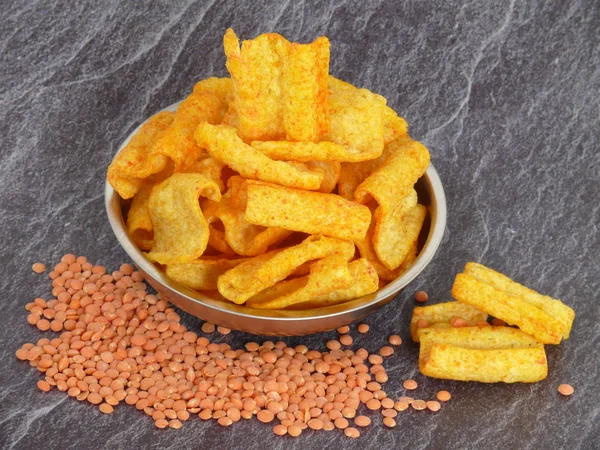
415 291 428 303
288 424 302 437
273 424 287 435
381 398 394 409
344 427 360 438
426 401 441 412
354 415 371 427
394 401 409 411
379 346 394 357
357 324 369 334
99 403 114 414
201 322 215 333
383 417 396 427
436 391 451 402
411 400 427 411
339 335 353 346
403 379 418 390
558 384 574 396
388 335 402 346
32 263 46 274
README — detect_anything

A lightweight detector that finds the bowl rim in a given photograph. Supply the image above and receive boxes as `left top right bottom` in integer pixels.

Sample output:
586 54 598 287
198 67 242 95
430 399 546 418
105 103 447 323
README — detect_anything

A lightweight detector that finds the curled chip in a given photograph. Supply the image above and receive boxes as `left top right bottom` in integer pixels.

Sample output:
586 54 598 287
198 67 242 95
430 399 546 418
126 183 154 251
373 192 425 271
306 161 341 193
207 224 235 256
417 326 543 367
353 137 429 270
286 258 379 309
217 235 355 304
464 262 575 339
422 345 548 383
283 37 330 142
194 123 324 190
325 76 386 162
192 77 234 104
202 176 291 256
165 257 247 291
410 301 489 342
383 106 409 144
452 273 566 344
244 181 371 242
153 78 231 170
179 157 226 193
246 253 354 309
355 206 415 281
337 146 392 200
355 135 430 205
146 173 221 265
107 111 174 199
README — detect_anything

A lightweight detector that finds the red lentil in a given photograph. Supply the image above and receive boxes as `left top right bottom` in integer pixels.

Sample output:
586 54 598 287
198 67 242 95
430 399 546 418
411 400 427 411
32 263 46 274
415 291 428 302
403 379 418 390
558 384 574 396
436 390 451 402
426 401 441 412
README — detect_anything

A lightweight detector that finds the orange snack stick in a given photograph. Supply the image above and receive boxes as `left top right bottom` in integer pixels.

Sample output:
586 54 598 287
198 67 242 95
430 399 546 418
452 273 566 344
194 123 324 190
217 235 355 304
463 262 575 339
244 181 371 242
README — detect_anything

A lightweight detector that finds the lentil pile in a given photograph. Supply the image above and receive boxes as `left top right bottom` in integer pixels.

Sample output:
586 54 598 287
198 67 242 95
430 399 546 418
17 254 447 437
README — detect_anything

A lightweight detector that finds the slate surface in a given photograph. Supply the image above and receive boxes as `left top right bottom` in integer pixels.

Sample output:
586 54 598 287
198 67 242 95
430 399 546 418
1 1 598 449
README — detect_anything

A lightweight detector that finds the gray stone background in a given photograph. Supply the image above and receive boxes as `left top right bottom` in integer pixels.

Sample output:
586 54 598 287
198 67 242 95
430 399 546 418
1 1 598 449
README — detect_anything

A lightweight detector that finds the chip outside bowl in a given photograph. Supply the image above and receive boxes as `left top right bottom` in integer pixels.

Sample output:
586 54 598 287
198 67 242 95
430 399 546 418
105 103 447 336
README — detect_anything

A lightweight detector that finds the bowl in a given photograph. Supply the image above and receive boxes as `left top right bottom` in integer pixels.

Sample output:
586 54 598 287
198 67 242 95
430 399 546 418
105 102 447 336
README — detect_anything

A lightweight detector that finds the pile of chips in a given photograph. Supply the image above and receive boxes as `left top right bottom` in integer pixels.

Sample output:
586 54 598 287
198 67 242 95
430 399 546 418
107 29 431 310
